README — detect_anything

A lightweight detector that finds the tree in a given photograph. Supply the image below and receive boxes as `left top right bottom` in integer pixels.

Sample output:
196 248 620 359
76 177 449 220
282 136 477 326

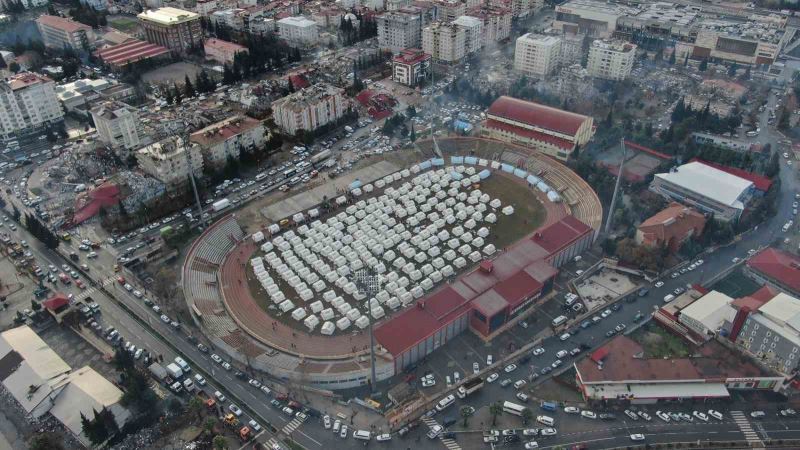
489 402 502 426
188 395 204 421
406 105 417 118
30 299 41 312
409 123 416 142
668 50 676 65
521 407 533 425
213 435 227 450
184 74 196 98
165 87 174 105
204 417 217 435
460 405 472 427
112 347 135 372
9 62 20 73
699 58 708 72
173 83 183 105
30 433 66 450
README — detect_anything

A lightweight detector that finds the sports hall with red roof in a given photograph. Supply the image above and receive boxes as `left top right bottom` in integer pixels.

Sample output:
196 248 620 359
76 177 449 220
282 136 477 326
746 248 800 297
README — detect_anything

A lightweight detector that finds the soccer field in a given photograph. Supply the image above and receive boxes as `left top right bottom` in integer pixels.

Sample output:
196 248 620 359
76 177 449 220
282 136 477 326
710 271 761 298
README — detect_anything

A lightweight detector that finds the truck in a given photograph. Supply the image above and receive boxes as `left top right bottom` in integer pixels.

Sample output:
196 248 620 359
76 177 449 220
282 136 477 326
310 149 332 164
149 362 173 384
540 401 557 412
166 362 184 379
456 377 484 399
212 198 230 212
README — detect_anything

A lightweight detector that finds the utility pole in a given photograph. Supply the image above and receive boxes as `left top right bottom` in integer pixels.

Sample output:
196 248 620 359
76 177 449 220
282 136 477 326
167 120 207 229
604 137 627 236
353 268 381 394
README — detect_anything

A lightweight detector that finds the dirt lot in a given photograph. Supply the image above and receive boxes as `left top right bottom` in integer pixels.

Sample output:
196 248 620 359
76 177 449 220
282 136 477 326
142 62 204 86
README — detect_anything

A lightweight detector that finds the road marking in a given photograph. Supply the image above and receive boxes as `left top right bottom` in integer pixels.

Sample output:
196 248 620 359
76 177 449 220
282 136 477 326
730 410 764 448
421 417 461 450
238 430 266 450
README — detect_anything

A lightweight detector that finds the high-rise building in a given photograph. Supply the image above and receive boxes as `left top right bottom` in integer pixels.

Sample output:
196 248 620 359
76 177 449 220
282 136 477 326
136 136 203 189
277 16 319 46
377 10 422 52
467 5 512 43
453 16 483 55
392 48 431 87
586 39 636 81
434 0 466 22
272 84 347 135
423 22 465 64
35 15 92 50
514 33 561 77
90 101 140 149
0 72 64 138
137 7 203 55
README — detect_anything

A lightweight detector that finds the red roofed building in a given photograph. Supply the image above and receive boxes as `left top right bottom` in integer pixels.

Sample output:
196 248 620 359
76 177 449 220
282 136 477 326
95 39 171 71
575 335 783 402
635 203 706 253
375 216 589 371
72 183 121 225
204 38 248 65
43 293 72 323
392 49 431 87
482 96 595 161
35 15 92 51
691 158 773 193
746 248 800 297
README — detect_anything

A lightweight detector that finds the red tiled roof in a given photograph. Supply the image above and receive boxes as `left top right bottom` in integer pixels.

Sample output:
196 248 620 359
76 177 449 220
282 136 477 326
493 270 542 308
73 183 121 225
43 294 69 311
374 286 472 356
393 48 430 65
531 214 592 254
637 202 706 249
747 248 800 294
471 290 508 317
288 74 310 89
483 119 574 150
36 15 91 33
96 39 170 67
691 159 773 192
590 346 609 363
750 285 779 303
486 96 590 137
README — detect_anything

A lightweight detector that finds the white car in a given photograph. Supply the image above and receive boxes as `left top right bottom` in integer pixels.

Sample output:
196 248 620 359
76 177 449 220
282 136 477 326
708 409 723 421
522 429 538 436
124 283 133 291
624 410 638 420
211 354 222 364
656 411 670 422
249 379 262 388
421 374 436 387
654 281 664 288
214 391 226 402
486 373 499 383
376 433 391 442
504 364 517 373
525 442 539 449
260 385 271 396
248 420 262 432
132 290 143 298
532 347 545 356
580 410 596 419
601 309 612 318
487 354 493 365
540 428 557 436
221 362 232 370
556 350 568 358
564 406 580 414
194 374 206 386
630 434 645 442
323 415 331 429
514 380 527 389
228 404 242 416
473 362 480 374
160 314 170 323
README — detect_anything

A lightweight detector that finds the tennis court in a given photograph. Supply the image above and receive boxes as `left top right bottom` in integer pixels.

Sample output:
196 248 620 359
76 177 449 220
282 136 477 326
710 271 761 298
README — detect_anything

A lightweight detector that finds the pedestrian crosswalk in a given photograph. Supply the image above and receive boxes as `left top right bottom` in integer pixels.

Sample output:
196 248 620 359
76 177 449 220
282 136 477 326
265 437 281 450
282 415 306 435
75 277 114 301
731 410 764 448
421 417 461 450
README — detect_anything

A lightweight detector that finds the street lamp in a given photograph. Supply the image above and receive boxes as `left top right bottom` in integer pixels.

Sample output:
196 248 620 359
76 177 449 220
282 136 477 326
353 268 380 393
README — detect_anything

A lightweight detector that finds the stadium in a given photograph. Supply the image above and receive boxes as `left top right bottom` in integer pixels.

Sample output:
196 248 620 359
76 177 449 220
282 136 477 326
181 137 603 390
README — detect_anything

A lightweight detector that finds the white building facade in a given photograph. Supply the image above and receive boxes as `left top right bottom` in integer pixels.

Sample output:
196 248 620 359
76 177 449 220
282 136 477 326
586 39 636 81
272 84 347 135
277 16 319 46
136 137 204 189
514 33 561 77
0 72 64 138
453 16 483 55
422 22 465 64
190 116 265 168
377 10 422 52
90 101 140 149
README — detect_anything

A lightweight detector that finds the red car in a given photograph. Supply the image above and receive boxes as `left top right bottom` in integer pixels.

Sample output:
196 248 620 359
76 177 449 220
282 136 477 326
76 279 86 289
116 276 125 285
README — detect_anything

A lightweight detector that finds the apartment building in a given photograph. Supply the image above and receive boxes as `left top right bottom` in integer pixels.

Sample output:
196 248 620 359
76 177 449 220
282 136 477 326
377 10 422 52
90 100 140 149
277 16 319 46
586 39 636 81
514 33 561 77
737 293 800 375
467 5 512 43
434 0 466 22
138 7 203 55
0 72 64 138
204 38 249 64
136 137 203 189
423 22 465 64
35 15 92 50
189 115 265 168
453 16 482 55
271 84 347 135
392 48 431 87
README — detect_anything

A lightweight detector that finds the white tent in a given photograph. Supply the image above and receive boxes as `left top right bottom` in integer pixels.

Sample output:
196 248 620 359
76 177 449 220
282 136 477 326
484 244 497 255
346 308 361 321
321 321 335 335
252 231 264 242
454 257 467 268
420 278 434 290
292 307 308 321
477 227 490 238
355 316 370 329
293 213 305 223
320 308 335 321
387 297 401 310
336 317 352 330
371 306 386 319
469 251 482 262
310 300 324 313
268 224 280 234
260 242 274 253
279 300 295 313
485 213 497 224
411 286 424 298
441 265 454 277
304 314 319 331
502 206 515 216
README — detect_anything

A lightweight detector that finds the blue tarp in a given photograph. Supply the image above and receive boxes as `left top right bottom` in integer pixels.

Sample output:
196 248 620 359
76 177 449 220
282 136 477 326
478 169 491 180
513 168 527 178
451 156 464 164
419 160 432 170
453 120 473 133
431 158 444 166
450 171 464 180
501 163 514 173
348 179 362 190
464 156 477 165
526 175 541 185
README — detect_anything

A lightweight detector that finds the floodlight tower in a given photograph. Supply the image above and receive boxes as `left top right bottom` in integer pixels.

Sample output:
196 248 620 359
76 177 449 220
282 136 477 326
603 137 627 236
353 268 381 393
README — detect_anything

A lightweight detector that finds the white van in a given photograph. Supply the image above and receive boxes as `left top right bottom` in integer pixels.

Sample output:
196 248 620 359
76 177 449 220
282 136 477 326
435 394 456 411
552 315 568 327
183 378 195 392
174 356 191 372
353 430 371 441
663 294 675 303
537 415 554 426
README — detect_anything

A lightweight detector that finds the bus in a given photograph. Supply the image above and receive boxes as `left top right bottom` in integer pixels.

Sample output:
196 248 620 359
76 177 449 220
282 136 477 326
283 168 296 178
502 401 526 417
